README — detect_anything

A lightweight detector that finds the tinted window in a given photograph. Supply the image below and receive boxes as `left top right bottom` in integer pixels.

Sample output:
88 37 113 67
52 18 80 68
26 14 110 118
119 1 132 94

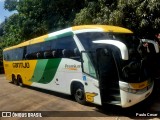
51 36 80 60
4 36 80 61
25 36 80 60
13 48 24 60
26 43 42 59
76 32 140 51
3 47 24 61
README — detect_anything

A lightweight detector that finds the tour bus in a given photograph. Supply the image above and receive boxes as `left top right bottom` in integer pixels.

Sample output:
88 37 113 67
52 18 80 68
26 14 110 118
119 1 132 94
3 25 159 108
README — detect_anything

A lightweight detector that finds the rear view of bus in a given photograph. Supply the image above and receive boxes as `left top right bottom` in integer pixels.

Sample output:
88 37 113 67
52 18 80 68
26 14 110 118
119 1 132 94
73 25 157 107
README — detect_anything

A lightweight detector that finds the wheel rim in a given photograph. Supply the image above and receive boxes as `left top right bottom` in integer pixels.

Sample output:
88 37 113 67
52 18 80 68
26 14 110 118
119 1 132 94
75 89 84 101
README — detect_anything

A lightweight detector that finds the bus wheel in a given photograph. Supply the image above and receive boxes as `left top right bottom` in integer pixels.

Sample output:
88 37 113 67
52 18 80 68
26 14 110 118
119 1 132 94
11 75 15 83
18 76 23 87
74 85 86 105
12 76 18 85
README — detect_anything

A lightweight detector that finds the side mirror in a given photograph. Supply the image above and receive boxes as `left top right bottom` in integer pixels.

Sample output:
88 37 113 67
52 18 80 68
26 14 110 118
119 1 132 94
140 39 159 53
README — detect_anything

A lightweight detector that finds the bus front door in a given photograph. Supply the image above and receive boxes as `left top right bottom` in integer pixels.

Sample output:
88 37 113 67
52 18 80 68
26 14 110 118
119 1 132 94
81 51 102 105
96 48 120 105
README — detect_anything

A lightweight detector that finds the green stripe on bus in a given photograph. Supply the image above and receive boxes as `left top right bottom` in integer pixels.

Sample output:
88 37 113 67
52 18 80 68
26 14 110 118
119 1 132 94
30 60 48 82
37 58 61 84
45 32 73 41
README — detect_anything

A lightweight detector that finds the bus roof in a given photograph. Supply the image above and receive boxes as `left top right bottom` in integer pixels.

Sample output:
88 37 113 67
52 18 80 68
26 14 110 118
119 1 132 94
72 25 133 33
3 25 133 51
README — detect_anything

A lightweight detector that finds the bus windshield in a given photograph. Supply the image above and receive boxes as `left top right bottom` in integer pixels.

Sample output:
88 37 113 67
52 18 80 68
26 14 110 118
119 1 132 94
76 32 140 51
76 32 148 83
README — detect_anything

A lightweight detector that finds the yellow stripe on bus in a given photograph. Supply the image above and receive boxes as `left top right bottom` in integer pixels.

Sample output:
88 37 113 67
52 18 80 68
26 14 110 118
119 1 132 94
30 34 48 44
72 25 133 33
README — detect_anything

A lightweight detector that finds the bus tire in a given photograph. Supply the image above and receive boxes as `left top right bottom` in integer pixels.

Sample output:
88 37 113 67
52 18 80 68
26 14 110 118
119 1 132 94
11 74 15 83
17 75 24 87
74 85 86 105
12 75 18 85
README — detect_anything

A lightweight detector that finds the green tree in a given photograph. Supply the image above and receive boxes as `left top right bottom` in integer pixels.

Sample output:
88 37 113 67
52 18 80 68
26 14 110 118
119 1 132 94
3 14 23 46
135 0 160 38
74 0 160 38
4 0 85 37
74 0 118 25
4 0 18 11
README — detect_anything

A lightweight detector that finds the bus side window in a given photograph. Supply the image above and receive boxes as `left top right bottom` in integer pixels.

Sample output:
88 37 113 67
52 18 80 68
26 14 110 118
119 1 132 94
4 47 26 61
62 49 75 58
36 52 43 59
54 36 80 61
38 41 51 59
25 54 29 60
16 48 24 60
52 50 56 58
57 49 63 58
74 48 80 56
62 49 70 58
26 43 41 60
73 48 81 60
44 51 53 59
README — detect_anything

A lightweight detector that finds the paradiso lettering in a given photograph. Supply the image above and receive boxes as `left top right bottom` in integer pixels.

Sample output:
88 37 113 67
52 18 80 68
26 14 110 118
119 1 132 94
13 62 30 68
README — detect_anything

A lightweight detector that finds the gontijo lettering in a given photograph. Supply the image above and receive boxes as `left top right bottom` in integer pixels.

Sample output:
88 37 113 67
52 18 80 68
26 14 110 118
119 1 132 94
13 62 30 68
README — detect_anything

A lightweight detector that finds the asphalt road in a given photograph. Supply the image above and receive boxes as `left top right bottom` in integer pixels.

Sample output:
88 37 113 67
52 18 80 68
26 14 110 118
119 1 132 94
0 74 160 120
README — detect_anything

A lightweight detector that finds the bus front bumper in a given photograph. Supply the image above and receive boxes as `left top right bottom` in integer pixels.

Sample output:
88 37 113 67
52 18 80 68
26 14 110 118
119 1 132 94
120 82 153 108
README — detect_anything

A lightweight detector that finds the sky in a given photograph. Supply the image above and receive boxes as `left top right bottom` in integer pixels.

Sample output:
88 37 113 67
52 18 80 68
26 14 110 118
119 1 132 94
0 0 16 24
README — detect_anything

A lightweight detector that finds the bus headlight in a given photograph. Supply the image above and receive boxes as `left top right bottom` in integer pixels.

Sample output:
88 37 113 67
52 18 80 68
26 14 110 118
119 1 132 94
120 84 152 94
120 86 138 94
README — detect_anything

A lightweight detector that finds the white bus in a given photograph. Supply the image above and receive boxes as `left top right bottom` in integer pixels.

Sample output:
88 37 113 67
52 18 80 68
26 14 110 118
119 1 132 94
3 25 158 108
